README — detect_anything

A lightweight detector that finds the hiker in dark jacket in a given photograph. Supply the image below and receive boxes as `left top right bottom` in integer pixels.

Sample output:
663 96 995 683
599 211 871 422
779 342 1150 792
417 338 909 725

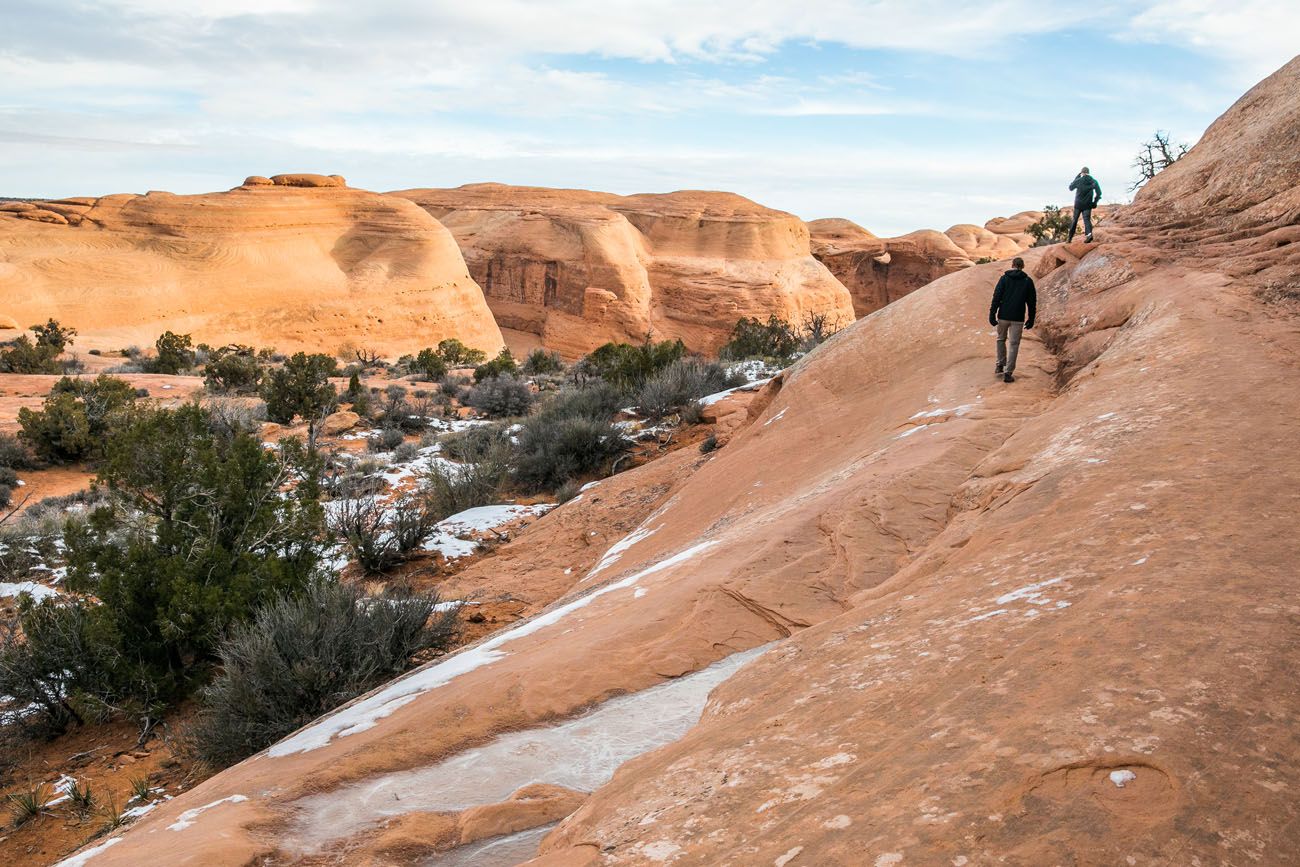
1067 167 1102 242
989 257 1036 383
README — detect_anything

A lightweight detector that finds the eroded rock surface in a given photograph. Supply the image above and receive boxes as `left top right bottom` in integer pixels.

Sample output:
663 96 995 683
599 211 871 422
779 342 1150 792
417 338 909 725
391 184 856 357
0 176 503 356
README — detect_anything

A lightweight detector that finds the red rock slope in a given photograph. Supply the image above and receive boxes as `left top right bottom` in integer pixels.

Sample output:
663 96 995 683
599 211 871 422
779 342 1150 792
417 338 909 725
62 57 1300 866
391 184 856 357
0 175 503 356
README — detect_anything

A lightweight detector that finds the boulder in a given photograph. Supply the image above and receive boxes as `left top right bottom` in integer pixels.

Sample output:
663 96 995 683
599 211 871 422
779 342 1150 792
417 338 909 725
319 410 360 436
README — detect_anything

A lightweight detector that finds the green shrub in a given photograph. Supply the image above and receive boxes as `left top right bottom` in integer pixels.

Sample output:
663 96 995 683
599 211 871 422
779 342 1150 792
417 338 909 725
473 348 519 382
61 404 325 704
512 415 629 492
411 348 449 381
436 338 487 368
440 424 511 464
189 579 458 767
150 331 195 375
577 339 685 392
203 346 263 394
535 382 625 424
0 600 107 736
372 385 428 433
636 358 745 421
700 434 719 453
0 432 38 470
261 352 339 449
522 349 564 375
368 427 406 452
1027 205 1071 246
343 372 370 415
719 315 800 362
0 320 76 374
465 375 534 418
17 375 138 463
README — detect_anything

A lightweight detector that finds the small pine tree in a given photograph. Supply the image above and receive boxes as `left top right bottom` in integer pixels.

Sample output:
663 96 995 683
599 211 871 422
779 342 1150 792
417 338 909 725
412 348 448 381
261 353 338 450
151 331 195 375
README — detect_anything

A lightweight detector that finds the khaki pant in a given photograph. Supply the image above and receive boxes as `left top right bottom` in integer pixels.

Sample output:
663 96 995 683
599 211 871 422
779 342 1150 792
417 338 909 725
996 320 1024 374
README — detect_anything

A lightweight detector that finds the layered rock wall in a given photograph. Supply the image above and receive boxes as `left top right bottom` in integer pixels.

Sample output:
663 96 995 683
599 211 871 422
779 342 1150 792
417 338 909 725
393 184 856 356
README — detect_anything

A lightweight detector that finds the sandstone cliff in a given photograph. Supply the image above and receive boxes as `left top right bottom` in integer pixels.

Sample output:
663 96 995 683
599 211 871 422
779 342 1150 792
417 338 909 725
808 218 977 316
59 57 1300 867
0 175 503 356
391 185 856 357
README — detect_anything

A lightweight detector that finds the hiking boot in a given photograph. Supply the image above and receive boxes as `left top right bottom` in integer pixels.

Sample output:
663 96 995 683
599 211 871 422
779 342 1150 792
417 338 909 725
995 364 1004 375
1085 234 1094 243
1003 373 1015 383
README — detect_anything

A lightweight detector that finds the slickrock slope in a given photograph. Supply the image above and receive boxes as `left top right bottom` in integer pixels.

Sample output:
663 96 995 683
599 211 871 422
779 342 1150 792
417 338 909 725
391 185 855 357
64 59 1300 867
0 175 503 355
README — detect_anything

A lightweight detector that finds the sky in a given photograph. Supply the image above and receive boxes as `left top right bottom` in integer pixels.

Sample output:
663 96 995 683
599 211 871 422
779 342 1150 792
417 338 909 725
1 1 1297 235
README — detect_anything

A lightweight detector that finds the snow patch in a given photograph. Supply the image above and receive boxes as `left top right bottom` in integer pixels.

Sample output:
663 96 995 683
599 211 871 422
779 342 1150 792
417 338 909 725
583 524 660 582
995 578 1062 605
775 846 804 866
438 504 553 535
763 407 788 427
269 539 719 756
1109 769 1136 788
54 837 121 867
0 581 58 600
167 794 249 831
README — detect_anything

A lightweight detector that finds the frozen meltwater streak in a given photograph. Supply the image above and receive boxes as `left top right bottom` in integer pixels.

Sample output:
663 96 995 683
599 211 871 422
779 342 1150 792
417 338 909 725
285 644 772 856
420 823 556 867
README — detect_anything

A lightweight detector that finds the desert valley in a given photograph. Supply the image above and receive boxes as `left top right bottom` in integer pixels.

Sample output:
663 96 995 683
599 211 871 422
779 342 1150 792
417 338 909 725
0 17 1297 867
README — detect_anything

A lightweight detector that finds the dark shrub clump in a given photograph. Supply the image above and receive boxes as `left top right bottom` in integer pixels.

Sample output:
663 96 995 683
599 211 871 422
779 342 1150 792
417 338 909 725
464 375 534 418
636 358 744 421
189 579 458 766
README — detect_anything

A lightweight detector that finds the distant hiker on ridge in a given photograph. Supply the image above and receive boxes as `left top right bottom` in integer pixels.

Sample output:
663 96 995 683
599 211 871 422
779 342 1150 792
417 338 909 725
989 256 1036 383
1068 166 1102 242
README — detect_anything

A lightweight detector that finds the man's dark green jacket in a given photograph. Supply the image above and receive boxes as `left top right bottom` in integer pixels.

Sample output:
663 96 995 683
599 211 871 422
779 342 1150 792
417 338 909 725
1069 173 1102 210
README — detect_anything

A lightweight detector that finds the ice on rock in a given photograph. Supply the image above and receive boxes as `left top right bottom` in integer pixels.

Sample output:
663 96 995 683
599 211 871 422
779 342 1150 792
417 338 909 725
285 644 772 855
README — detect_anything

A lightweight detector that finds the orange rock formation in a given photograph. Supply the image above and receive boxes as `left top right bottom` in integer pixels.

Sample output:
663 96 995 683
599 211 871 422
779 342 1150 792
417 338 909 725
807 218 977 316
57 56 1300 867
0 176 503 356
391 185 856 357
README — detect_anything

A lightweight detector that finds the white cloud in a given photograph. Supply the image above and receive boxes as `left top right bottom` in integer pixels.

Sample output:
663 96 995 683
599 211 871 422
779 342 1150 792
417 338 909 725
0 0 1286 233
1124 0 1300 83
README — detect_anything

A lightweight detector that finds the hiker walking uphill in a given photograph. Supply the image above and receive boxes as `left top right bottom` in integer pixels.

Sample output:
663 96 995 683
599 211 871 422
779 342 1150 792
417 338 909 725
989 257 1036 383
1068 167 1102 242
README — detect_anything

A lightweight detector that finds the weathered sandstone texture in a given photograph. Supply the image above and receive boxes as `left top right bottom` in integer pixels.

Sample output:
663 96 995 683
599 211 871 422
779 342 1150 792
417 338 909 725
0 176 503 356
61 56 1300 867
391 185 856 356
